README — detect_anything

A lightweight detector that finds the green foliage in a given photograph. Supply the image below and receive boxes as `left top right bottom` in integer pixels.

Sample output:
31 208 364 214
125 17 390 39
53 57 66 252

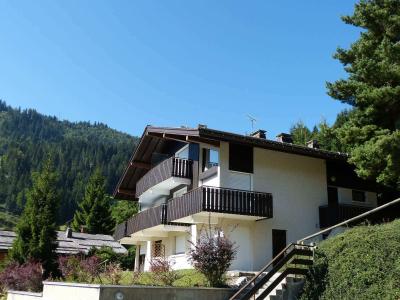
290 121 314 146
301 220 400 299
326 0 400 188
111 200 138 224
0 100 138 225
87 246 135 270
72 169 114 235
10 159 60 277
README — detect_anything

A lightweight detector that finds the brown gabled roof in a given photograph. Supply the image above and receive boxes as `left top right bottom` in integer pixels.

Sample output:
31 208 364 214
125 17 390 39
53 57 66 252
114 125 348 200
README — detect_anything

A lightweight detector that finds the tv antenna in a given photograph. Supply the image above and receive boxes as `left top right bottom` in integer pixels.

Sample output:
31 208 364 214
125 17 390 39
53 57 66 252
247 114 257 131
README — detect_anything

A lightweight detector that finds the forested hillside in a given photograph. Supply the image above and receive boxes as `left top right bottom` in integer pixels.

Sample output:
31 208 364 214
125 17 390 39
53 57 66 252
0 100 139 228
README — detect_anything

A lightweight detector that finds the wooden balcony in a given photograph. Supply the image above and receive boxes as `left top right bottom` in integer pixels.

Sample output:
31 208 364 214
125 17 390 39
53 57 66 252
136 157 193 197
167 186 273 222
113 221 128 241
126 204 167 234
319 204 372 228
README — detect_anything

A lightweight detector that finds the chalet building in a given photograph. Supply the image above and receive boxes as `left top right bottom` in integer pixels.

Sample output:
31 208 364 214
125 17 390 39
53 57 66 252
113 125 379 272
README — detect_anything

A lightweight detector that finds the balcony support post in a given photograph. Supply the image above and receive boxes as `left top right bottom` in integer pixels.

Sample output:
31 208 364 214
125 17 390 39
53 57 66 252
134 245 140 272
144 240 152 272
190 224 197 249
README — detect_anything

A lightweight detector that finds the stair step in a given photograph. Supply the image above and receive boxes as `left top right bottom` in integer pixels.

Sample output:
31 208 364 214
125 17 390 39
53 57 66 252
291 258 314 266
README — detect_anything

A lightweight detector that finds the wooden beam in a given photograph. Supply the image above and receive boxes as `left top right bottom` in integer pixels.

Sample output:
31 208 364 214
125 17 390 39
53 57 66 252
118 188 136 196
163 133 188 143
130 161 151 169
147 132 164 138
186 136 220 147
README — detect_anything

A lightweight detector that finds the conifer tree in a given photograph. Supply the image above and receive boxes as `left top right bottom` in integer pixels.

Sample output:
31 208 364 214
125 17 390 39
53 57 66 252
327 0 400 188
10 158 60 277
72 168 115 234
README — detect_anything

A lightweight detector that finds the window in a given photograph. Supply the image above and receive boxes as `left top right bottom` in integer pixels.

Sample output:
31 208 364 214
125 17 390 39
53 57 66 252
175 235 186 254
175 146 189 159
229 143 253 173
153 240 164 257
352 190 366 202
202 148 219 171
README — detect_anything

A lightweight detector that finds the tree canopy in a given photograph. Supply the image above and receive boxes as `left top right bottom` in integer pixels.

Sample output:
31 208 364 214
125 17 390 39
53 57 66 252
326 0 400 188
10 158 60 277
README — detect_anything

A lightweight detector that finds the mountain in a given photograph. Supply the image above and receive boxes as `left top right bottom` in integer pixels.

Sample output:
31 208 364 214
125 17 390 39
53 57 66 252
0 100 139 228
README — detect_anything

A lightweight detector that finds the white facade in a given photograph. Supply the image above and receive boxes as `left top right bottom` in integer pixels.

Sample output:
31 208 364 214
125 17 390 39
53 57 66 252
124 138 377 272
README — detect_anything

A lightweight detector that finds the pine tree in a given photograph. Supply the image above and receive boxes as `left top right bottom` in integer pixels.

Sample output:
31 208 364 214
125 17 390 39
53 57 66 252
327 0 400 188
10 158 60 277
72 168 115 234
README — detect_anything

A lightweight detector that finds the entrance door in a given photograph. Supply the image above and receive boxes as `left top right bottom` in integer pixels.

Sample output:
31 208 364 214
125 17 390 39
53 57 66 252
328 186 338 206
272 229 287 265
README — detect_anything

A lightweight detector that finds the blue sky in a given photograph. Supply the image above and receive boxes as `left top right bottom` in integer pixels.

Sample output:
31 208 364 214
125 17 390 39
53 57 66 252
0 1 359 137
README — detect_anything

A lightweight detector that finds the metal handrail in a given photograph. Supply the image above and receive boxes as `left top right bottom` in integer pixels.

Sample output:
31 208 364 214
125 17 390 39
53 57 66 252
229 243 306 300
299 197 400 243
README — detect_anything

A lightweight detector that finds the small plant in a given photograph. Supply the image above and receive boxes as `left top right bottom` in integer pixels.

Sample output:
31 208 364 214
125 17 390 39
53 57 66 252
149 257 179 286
80 256 102 283
103 262 123 285
58 256 81 281
0 261 43 292
189 228 236 287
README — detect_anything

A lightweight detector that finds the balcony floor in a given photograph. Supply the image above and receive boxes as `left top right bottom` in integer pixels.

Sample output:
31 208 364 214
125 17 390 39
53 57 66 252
172 211 266 224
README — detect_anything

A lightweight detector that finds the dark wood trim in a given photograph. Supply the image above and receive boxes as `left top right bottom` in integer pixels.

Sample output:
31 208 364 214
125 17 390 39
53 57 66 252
117 188 136 197
319 203 372 228
130 161 151 169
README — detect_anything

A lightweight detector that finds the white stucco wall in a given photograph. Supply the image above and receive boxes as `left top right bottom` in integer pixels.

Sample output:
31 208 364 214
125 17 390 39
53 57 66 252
250 148 328 269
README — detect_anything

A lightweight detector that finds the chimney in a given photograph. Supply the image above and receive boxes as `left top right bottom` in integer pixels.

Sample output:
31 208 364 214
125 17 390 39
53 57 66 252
65 227 73 238
276 133 293 144
250 129 266 139
306 139 319 149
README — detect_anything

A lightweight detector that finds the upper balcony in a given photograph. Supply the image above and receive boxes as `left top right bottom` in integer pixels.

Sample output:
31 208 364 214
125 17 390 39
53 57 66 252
167 186 273 223
136 157 193 198
319 204 372 228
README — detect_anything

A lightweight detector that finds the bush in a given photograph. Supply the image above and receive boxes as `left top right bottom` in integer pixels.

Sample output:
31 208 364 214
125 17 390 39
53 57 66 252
149 257 179 286
87 246 134 270
189 228 236 287
301 220 400 299
103 262 123 285
58 255 102 283
0 261 43 292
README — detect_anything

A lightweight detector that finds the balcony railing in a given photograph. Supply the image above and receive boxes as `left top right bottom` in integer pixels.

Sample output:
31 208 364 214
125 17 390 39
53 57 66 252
167 186 273 222
114 186 273 239
319 204 372 228
136 157 193 197
113 221 128 241
126 204 167 234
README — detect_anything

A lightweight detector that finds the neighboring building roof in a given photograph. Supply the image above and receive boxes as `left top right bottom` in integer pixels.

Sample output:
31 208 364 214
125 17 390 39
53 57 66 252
114 125 349 200
0 230 127 255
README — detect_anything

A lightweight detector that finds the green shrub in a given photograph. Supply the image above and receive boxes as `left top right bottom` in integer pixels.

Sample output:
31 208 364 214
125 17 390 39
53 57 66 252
87 246 134 270
301 220 400 299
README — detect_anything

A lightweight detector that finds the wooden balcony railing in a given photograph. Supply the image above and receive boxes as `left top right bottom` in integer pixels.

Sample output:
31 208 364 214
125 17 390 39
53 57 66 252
114 186 273 238
136 157 193 197
126 204 167 234
319 204 372 228
167 186 273 222
113 221 128 241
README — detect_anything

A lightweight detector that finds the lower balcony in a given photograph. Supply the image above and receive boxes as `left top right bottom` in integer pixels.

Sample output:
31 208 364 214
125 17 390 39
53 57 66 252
319 204 372 228
114 186 273 241
167 186 273 223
